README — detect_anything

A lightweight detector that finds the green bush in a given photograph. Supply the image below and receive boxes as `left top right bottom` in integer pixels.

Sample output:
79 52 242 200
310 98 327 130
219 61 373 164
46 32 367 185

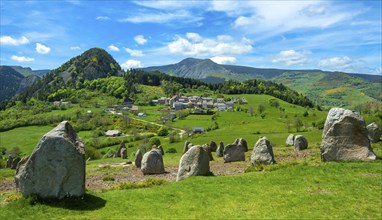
102 176 115 181
157 126 169 136
149 137 161 147
165 148 177 153
85 146 101 160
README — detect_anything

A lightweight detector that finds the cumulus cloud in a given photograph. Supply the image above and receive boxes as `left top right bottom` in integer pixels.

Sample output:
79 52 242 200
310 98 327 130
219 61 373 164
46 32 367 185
121 59 143 70
272 50 310 66
167 34 252 57
210 56 236 64
0 35 29 46
119 10 202 24
35 43 51 54
134 35 147 45
96 16 110 20
108 44 120 52
70 46 81 50
11 55 34 62
124 48 144 57
318 56 352 69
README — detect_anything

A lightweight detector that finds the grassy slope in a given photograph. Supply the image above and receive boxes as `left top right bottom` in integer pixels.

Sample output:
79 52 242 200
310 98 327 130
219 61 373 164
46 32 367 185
1 159 381 219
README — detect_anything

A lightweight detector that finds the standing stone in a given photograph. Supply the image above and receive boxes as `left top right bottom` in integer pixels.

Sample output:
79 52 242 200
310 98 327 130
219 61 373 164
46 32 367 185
236 138 248 152
366 122 381 143
135 149 143 168
286 134 294 146
120 147 127 159
183 141 190 154
202 144 214 161
321 108 377 161
11 157 21 169
251 137 275 165
294 135 308 151
223 144 245 163
177 145 210 181
15 121 85 199
216 141 224 157
115 141 125 158
6 156 13 168
209 140 217 152
157 145 164 155
141 150 165 175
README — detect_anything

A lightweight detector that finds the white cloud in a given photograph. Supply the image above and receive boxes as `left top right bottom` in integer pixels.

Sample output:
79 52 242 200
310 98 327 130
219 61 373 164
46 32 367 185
272 50 310 66
318 56 353 69
124 48 144 57
35 43 51 54
0 35 29 46
133 1 207 10
186 33 203 42
119 10 202 24
11 55 35 62
167 34 252 57
108 44 120 52
210 56 236 65
96 16 110 20
134 35 147 45
121 59 143 70
70 46 81 50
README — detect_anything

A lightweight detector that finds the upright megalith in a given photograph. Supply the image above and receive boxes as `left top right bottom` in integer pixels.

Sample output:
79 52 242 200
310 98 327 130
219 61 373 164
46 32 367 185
251 137 275 165
286 134 294 146
366 122 381 143
209 140 217 152
321 108 377 161
234 138 248 152
202 144 214 161
135 149 143 168
177 145 210 181
141 149 165 175
15 121 85 199
183 141 191 154
294 135 308 151
216 141 224 157
223 144 245 163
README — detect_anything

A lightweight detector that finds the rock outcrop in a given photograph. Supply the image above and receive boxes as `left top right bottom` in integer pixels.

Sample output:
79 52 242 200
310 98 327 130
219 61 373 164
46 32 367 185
251 137 275 165
15 121 85 199
366 122 381 143
294 135 308 151
286 134 294 146
177 145 210 181
321 108 377 161
223 144 245 163
141 150 165 174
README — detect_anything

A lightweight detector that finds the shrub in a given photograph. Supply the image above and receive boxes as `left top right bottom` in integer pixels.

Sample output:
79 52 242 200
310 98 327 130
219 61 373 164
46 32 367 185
102 176 115 182
85 146 101 160
112 178 166 190
165 148 177 153
157 126 169 136
149 137 161 147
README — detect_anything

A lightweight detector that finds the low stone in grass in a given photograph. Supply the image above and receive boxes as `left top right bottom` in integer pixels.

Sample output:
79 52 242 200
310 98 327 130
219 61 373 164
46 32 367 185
321 108 377 161
366 122 381 143
141 149 165 175
294 135 308 151
135 149 143 168
234 138 248 152
216 141 224 157
177 145 210 181
251 137 275 165
15 121 85 199
209 140 217 152
223 144 245 163
286 134 294 146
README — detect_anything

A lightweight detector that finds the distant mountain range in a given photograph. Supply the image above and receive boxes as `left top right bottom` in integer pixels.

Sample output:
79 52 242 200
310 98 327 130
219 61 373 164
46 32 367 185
142 58 381 108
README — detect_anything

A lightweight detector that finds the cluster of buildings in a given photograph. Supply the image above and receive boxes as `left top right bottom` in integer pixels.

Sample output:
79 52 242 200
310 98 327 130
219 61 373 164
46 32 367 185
152 95 235 112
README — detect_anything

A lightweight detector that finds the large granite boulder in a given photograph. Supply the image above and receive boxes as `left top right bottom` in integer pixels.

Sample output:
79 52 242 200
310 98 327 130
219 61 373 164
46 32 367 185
216 141 224 157
209 140 217 152
286 134 294 146
234 138 248 152
141 149 165 174
251 137 275 165
294 135 308 151
366 122 381 143
223 144 245 163
321 108 377 161
177 145 210 181
135 149 143 168
15 121 85 199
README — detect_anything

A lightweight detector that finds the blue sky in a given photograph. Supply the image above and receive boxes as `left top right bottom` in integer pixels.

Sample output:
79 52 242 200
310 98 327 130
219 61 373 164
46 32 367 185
1 0 381 75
